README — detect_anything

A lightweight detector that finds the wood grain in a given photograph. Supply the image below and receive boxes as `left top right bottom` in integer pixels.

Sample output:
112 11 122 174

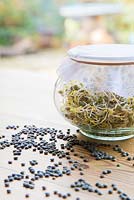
0 118 134 200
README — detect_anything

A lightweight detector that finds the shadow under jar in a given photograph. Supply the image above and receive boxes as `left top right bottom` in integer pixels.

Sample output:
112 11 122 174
54 44 134 141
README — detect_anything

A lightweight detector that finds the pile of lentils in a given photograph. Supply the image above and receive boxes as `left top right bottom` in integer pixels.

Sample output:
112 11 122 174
0 125 133 200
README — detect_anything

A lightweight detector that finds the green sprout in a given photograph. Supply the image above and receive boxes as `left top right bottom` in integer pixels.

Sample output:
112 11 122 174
59 81 134 130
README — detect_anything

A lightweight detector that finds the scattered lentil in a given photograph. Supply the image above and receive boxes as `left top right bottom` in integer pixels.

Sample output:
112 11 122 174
0 125 133 200
42 186 46 191
25 194 29 198
21 163 25 167
7 189 11 194
117 164 120 167
108 190 113 194
45 192 50 197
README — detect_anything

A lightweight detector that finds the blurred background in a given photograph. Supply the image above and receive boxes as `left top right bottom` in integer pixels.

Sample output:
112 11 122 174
0 0 134 125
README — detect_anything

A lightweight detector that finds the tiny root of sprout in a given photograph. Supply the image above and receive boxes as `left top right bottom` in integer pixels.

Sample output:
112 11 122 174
59 81 134 130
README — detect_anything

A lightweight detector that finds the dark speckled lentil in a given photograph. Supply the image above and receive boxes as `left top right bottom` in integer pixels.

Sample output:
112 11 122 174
62 194 67 199
42 186 46 191
25 175 29 179
4 179 8 183
98 191 103 195
117 164 120 167
80 172 84 175
5 183 9 187
75 188 80 192
127 157 131 161
67 193 71 197
102 170 107 175
113 186 117 191
54 190 58 195
58 193 62 197
45 192 50 197
21 163 25 167
83 158 89 162
100 175 104 179
88 188 94 192
7 189 11 194
0 125 133 199
108 190 113 194
50 158 54 162
25 194 29 198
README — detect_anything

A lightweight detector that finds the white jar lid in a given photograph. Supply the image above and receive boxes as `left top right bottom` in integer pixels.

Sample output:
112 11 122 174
68 44 134 64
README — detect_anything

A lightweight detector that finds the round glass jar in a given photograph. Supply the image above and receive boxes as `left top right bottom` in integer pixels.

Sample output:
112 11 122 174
54 44 134 141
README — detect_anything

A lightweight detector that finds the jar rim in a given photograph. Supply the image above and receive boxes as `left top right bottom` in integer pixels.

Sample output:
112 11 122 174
68 44 134 65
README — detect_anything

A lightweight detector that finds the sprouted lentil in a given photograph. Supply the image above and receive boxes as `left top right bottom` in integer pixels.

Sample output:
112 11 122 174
59 81 134 130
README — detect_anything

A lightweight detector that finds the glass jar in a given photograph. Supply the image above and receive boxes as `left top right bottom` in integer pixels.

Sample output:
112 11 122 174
54 44 134 141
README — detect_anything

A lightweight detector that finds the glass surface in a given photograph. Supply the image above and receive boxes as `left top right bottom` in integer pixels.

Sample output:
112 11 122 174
54 45 134 141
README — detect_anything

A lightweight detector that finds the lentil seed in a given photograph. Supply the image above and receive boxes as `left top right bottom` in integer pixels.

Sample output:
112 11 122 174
42 186 46 191
25 194 29 198
1 125 132 199
127 157 131 161
62 195 67 199
21 163 25 167
67 193 71 197
7 189 11 194
100 175 104 179
75 188 80 192
45 192 50 197
108 190 113 194
117 164 120 167
54 191 58 195
5 183 9 187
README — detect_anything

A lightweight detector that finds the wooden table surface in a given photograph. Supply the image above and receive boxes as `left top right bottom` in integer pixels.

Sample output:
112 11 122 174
0 117 134 200
0 53 134 200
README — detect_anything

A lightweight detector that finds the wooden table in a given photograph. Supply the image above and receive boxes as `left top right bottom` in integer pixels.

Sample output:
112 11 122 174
0 117 134 200
0 55 134 199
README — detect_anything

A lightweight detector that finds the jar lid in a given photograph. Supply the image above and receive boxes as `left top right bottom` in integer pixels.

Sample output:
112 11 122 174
68 44 134 65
